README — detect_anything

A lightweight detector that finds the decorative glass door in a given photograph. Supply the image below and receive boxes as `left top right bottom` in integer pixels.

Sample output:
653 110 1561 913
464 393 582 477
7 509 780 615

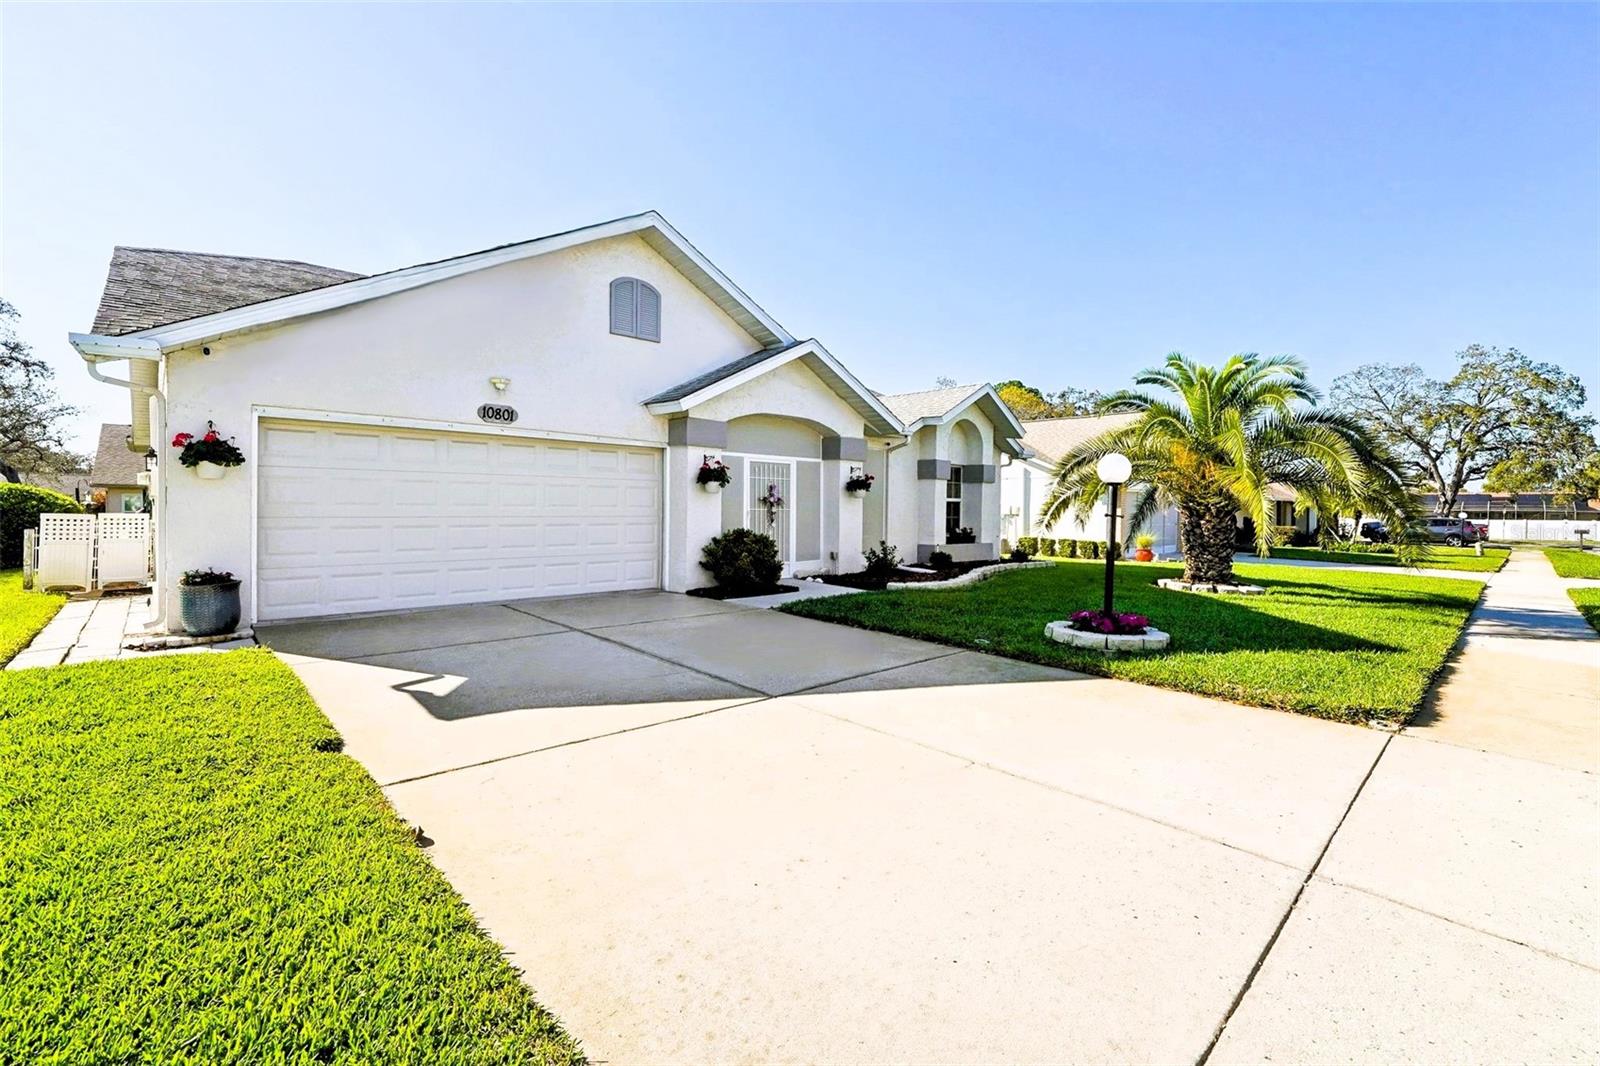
747 460 793 562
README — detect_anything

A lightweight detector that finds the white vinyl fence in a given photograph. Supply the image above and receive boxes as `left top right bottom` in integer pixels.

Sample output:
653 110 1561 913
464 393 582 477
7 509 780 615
23 513 153 592
1486 519 1596 543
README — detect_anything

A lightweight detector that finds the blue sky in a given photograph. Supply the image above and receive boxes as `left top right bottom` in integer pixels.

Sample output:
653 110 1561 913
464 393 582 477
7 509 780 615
4 2 1596 453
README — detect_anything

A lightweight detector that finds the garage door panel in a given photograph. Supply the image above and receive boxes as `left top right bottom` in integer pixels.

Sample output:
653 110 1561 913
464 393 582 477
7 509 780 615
257 421 661 620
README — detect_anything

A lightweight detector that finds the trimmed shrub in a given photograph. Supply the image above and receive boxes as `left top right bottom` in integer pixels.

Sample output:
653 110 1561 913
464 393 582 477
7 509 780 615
1065 539 1079 559
928 550 954 570
0 483 84 568
1016 536 1039 556
1009 548 1031 562
1085 540 1102 560
699 528 781 595
1042 538 1059 558
862 540 902 588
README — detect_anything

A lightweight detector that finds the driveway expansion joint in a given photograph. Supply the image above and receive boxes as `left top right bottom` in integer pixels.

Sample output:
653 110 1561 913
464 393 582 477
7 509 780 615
1195 732 1395 1065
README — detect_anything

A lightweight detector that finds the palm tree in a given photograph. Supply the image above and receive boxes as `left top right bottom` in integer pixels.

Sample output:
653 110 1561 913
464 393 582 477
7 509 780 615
1040 352 1418 585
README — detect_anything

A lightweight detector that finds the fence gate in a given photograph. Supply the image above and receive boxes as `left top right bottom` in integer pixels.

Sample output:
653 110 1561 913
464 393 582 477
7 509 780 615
96 513 152 587
35 514 96 591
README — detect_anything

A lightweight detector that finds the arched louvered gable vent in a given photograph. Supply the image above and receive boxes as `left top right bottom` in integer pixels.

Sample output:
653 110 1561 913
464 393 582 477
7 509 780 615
609 277 660 341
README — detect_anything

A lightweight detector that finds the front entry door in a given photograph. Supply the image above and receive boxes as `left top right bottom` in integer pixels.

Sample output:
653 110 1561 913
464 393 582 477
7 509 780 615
746 460 793 566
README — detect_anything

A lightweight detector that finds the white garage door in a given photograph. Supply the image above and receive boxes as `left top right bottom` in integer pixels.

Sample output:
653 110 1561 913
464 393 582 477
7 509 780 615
256 420 661 621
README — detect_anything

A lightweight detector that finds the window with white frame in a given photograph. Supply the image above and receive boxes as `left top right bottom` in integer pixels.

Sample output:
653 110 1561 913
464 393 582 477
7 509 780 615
609 277 661 341
120 493 142 513
946 465 963 539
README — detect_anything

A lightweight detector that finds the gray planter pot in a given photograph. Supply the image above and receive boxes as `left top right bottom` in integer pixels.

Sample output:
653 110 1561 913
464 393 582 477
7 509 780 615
178 579 241 637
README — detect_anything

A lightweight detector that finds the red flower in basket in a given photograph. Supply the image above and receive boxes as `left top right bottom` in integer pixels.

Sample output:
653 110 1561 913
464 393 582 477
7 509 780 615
203 429 219 442
171 432 194 447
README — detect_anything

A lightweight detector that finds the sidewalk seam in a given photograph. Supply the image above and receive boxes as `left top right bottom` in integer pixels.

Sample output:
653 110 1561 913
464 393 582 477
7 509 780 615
1194 731 1396 1065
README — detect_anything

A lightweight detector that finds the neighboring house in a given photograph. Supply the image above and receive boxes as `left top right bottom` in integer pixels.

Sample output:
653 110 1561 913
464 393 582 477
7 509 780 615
1000 413 1316 554
1000 414 1181 554
68 212 1024 630
87 423 149 512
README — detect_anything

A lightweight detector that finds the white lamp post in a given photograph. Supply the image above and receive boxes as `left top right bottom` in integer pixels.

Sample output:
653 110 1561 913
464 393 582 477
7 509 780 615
1097 452 1132 615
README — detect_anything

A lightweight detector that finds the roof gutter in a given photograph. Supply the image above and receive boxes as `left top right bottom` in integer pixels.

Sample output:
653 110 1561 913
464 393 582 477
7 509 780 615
68 332 163 391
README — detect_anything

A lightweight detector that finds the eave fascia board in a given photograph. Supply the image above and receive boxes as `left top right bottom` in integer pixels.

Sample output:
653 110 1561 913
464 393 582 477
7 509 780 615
68 332 163 361
121 211 792 351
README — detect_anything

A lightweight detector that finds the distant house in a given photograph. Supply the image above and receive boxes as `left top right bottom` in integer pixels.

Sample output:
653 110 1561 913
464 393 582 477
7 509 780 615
1000 414 1182 553
21 469 91 503
88 423 149 512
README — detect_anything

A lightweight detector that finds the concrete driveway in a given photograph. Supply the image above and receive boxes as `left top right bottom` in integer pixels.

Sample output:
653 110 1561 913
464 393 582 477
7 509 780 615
261 590 1599 1065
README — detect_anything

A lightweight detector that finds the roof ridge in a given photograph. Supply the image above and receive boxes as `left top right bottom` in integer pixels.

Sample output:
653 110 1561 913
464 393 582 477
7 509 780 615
112 246 363 275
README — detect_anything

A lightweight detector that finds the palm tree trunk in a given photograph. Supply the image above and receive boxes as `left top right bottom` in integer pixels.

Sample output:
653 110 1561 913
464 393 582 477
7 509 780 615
1179 499 1238 584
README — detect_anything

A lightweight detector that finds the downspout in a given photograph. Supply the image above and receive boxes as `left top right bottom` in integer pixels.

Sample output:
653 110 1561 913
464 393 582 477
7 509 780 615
69 333 168 632
881 434 910 552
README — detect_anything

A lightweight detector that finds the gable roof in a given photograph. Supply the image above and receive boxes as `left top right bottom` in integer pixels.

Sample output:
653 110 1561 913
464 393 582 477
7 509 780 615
644 339 901 436
88 423 146 486
876 384 984 424
92 248 364 337
644 341 808 404
1019 414 1138 465
877 383 1028 456
74 211 791 353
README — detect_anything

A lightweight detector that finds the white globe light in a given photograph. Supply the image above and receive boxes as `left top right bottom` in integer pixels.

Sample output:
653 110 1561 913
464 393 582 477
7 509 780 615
1097 452 1132 485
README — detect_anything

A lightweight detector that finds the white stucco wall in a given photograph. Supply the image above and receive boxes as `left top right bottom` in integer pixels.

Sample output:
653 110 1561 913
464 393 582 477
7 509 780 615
157 234 765 622
1000 459 1180 554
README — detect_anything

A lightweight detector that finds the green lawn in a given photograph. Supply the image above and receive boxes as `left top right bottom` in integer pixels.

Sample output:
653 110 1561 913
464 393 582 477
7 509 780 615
781 559 1482 723
0 569 65 664
1570 588 1600 634
1545 547 1600 579
1263 545 1509 573
0 650 582 1065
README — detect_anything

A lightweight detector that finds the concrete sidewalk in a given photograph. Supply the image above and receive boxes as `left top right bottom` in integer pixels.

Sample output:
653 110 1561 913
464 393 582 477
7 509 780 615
1406 548 1599 772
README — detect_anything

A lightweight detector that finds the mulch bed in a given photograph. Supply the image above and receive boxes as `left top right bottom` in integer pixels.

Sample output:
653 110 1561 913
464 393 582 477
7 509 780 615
685 584 798 600
819 559 1007 590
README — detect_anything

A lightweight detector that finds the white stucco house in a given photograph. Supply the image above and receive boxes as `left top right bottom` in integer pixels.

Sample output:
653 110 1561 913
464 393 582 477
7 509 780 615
69 212 1026 630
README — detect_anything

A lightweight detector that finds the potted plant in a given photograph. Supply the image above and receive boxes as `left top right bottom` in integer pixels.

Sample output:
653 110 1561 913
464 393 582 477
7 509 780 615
178 568 241 636
696 454 732 494
948 526 977 545
1134 533 1156 562
172 422 246 480
844 468 875 497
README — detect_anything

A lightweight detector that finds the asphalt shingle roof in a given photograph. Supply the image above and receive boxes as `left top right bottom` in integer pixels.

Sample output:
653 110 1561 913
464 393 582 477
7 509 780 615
1018 414 1138 463
874 384 983 423
643 341 805 404
88 423 147 487
91 247 364 336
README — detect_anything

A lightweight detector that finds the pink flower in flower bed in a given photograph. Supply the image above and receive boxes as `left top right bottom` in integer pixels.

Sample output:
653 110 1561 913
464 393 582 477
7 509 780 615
1068 610 1150 636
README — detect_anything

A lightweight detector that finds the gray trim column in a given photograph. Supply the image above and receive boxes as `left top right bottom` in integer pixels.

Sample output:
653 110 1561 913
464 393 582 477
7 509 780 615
666 417 728 448
822 435 867 462
961 464 996 484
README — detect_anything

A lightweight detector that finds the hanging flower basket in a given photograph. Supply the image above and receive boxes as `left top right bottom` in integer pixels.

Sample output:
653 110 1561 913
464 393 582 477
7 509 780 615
697 455 731 494
173 422 245 480
845 467 875 497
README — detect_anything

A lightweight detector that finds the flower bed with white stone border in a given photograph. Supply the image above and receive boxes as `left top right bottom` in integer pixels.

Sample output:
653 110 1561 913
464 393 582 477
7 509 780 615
1155 578 1266 595
1044 620 1171 653
886 560 1052 591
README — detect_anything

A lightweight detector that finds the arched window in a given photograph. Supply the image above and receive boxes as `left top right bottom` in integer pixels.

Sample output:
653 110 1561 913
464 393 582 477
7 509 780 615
609 277 661 341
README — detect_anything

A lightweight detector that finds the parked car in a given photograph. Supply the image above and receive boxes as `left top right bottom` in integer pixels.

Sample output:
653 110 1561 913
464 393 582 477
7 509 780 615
1416 516 1483 547
1361 517 1484 547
